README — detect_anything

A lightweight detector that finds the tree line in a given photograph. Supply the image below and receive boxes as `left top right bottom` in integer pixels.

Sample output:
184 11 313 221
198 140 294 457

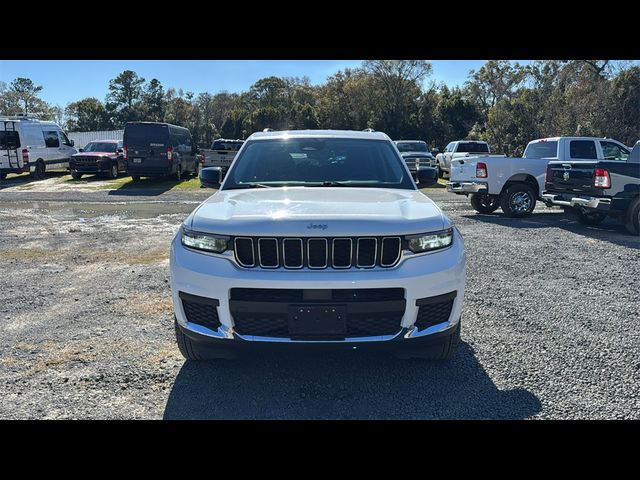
1 60 638 154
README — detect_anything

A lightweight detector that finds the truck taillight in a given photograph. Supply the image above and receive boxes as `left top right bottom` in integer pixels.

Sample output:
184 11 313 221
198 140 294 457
476 162 488 178
122 146 127 159
593 168 610 189
545 165 551 184
22 149 29 164
167 146 173 161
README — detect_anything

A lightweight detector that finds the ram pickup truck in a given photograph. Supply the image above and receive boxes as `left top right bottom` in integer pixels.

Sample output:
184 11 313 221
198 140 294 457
394 140 437 178
436 140 492 177
170 130 465 361
198 138 244 182
447 137 631 218
542 140 639 234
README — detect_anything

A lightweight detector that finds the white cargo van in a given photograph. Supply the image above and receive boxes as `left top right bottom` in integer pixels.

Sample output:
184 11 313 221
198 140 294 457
0 115 77 180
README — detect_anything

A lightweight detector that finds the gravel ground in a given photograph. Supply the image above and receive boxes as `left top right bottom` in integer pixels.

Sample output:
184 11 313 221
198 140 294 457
0 185 638 419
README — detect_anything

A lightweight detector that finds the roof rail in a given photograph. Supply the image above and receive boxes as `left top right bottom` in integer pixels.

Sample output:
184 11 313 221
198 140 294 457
0 113 42 121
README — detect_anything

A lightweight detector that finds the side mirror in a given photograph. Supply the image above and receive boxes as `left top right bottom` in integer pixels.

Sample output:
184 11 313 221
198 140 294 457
416 166 438 187
79 148 84 152
200 167 222 188
70 139 75 146
117 148 123 154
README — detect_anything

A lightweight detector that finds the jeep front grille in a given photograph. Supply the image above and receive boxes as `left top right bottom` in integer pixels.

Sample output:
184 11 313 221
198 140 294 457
233 236 401 269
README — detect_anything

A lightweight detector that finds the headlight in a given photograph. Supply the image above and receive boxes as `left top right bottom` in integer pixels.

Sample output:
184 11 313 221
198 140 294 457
181 227 229 253
406 228 453 253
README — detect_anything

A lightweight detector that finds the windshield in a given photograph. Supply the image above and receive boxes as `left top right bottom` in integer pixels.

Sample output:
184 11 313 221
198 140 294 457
396 141 427 153
457 142 489 153
84 142 118 153
223 138 415 190
523 141 558 159
212 140 243 151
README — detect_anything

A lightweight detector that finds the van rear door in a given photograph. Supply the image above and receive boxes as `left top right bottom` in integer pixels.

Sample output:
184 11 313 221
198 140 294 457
1 123 21 170
124 123 171 173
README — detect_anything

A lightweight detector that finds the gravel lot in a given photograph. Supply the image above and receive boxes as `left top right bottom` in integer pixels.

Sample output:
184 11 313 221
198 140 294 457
0 178 638 419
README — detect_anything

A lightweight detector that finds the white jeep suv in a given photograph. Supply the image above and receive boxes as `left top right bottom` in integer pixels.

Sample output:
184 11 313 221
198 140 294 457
170 130 466 360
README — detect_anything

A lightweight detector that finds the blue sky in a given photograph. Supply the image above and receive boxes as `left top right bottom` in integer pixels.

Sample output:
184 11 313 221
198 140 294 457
1 60 503 107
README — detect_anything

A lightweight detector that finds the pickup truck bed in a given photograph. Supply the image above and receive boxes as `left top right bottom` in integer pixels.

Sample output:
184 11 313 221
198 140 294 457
542 142 640 234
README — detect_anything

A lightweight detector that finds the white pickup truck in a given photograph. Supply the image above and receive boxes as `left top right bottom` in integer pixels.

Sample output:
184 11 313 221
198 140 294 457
446 136 631 217
436 140 493 177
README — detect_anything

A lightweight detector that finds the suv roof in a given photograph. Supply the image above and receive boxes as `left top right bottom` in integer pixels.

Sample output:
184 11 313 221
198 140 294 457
125 121 189 130
248 129 391 141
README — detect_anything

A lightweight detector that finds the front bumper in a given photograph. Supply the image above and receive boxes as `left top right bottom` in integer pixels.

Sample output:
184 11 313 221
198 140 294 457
542 192 611 211
446 181 488 195
170 229 465 347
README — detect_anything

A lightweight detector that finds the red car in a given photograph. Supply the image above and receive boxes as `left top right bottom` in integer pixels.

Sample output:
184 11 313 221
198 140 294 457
69 139 125 180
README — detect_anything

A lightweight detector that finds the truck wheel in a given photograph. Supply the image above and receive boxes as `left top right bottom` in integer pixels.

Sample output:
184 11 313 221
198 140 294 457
437 164 443 178
625 197 640 235
71 171 83 180
470 194 499 214
575 209 607 226
500 183 536 218
176 164 182 182
131 175 141 181
0 173 6 180
396 322 460 361
174 319 233 361
30 160 46 180
108 163 118 179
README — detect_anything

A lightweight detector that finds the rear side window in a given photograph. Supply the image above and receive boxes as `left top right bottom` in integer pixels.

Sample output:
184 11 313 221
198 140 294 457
43 130 59 148
0 130 20 149
523 141 558 159
457 142 489 153
599 141 629 161
124 123 169 147
570 140 597 159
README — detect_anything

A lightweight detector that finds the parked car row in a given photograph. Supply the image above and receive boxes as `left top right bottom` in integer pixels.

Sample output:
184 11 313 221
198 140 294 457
446 136 640 234
1 116 202 183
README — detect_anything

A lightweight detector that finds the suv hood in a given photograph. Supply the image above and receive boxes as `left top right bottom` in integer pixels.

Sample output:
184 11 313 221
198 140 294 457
188 187 448 236
72 152 116 158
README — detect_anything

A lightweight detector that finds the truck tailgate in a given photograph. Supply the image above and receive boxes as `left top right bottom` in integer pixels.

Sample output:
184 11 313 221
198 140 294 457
546 161 600 196
450 158 479 182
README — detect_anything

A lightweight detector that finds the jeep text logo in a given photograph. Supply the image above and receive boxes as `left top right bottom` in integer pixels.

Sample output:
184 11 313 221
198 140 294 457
307 223 328 230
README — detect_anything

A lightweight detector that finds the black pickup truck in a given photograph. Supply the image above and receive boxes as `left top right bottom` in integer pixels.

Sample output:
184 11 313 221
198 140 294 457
542 140 640 234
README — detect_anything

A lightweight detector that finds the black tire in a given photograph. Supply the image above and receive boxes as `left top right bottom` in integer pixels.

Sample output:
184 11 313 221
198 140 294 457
107 162 118 179
0 173 6 180
499 183 536 218
70 171 83 180
624 197 640 235
176 164 182 182
437 164 444 179
30 160 46 180
131 175 141 181
396 322 460 360
575 209 607 226
470 194 500 214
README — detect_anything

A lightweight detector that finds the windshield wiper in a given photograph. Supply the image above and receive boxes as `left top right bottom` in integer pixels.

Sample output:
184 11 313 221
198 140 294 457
304 181 353 187
225 183 271 190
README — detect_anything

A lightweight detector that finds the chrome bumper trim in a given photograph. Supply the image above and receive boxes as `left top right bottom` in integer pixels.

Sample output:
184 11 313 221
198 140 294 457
446 181 488 194
542 193 611 209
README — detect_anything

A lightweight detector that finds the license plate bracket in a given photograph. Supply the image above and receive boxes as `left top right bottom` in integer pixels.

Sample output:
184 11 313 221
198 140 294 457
288 305 346 337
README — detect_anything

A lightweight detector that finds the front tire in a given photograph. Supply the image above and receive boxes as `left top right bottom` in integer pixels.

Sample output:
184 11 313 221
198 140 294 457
500 183 536 218
175 164 182 182
108 163 118 179
624 197 640 235
470 194 499 214
131 175 141 181
0 173 6 180
70 171 83 180
575 209 607 226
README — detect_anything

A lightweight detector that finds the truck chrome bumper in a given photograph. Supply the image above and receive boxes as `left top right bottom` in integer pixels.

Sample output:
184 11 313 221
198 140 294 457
542 193 611 210
446 181 488 194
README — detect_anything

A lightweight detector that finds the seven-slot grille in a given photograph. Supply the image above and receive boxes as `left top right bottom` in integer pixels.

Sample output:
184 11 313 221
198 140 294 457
233 236 401 269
